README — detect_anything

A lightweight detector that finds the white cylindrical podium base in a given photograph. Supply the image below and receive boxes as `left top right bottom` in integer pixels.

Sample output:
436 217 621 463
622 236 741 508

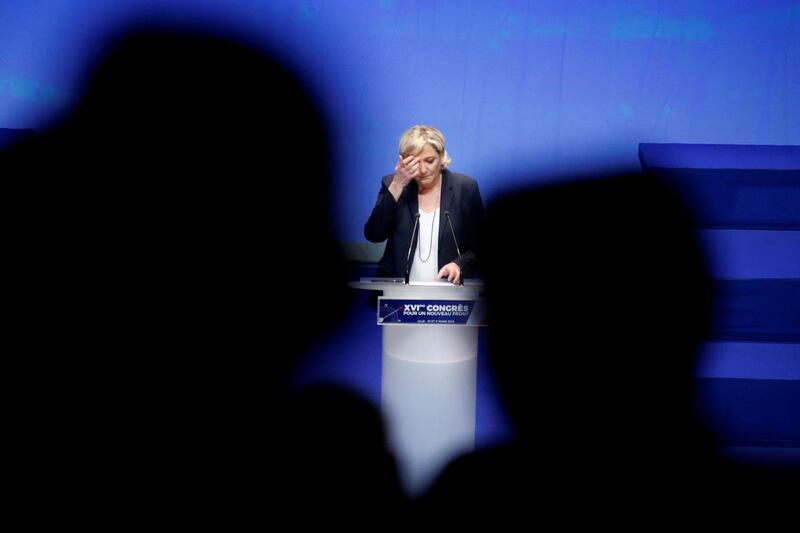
381 324 478 496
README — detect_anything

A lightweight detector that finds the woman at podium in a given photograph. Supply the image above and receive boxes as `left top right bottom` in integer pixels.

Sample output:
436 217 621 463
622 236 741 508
364 125 485 284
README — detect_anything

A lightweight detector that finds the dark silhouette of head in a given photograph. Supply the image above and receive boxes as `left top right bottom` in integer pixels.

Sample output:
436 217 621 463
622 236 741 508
5 26 354 524
418 170 797 525
12 26 349 386
484 172 715 465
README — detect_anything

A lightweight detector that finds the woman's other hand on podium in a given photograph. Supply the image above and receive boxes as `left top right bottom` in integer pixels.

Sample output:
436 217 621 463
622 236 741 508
436 262 461 284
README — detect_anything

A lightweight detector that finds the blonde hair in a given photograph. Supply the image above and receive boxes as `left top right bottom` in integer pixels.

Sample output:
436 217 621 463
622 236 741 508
398 124 451 169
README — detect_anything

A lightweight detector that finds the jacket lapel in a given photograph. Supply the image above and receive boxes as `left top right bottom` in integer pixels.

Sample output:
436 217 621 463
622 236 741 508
438 169 454 266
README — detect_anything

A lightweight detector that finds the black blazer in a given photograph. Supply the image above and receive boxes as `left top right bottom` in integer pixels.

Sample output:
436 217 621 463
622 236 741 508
364 169 485 278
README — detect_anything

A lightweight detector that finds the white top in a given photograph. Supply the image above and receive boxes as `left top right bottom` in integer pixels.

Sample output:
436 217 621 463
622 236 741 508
409 207 440 282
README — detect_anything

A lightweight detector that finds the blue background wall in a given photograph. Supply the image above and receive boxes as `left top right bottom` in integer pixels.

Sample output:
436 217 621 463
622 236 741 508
2 0 798 239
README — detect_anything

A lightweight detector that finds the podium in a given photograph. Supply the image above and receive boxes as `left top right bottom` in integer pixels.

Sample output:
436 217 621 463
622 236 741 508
349 278 487 495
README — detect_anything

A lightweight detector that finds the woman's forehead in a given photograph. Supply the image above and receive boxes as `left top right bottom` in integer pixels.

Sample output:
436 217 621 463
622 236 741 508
406 143 439 157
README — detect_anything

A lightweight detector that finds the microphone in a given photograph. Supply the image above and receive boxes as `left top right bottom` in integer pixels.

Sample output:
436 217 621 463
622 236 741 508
444 210 464 286
405 213 421 284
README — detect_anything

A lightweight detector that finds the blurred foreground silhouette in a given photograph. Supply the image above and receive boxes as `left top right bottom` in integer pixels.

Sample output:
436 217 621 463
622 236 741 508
417 171 797 524
4 26 406 527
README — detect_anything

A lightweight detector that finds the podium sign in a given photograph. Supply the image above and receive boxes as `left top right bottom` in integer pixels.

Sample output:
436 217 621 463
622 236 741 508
378 298 487 325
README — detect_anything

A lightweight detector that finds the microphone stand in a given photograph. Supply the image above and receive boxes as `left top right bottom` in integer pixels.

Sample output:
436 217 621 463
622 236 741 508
405 213 421 285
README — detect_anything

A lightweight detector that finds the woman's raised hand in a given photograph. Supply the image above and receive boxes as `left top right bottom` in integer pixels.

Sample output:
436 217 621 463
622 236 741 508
394 155 420 185
388 155 419 200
